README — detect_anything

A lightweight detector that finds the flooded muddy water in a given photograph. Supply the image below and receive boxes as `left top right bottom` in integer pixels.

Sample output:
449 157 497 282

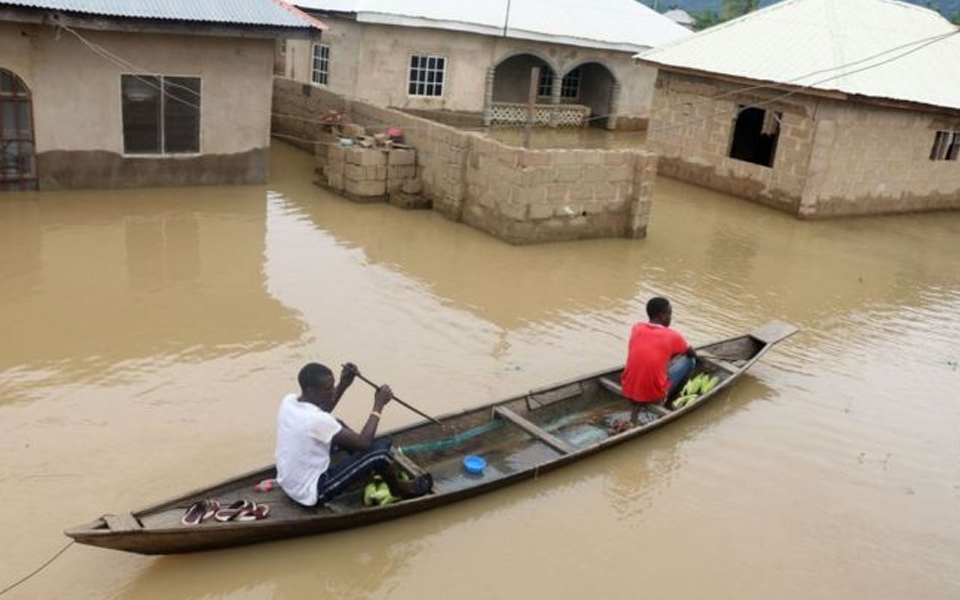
1 141 959 600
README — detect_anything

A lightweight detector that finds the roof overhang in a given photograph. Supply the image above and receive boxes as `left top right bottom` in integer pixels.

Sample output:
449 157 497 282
308 8 645 53
0 5 324 39
638 58 960 118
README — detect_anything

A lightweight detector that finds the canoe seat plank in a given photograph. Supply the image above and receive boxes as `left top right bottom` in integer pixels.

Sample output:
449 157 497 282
526 382 582 409
104 513 142 532
393 451 428 478
598 377 670 417
700 354 741 373
493 407 575 454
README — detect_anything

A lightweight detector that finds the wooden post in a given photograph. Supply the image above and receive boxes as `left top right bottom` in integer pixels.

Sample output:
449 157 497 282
523 66 540 149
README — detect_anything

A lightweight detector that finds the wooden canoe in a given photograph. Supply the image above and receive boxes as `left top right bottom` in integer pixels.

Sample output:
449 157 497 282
65 320 798 554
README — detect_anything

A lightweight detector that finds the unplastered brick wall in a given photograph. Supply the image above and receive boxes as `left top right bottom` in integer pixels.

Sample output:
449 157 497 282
272 77 659 244
647 71 816 214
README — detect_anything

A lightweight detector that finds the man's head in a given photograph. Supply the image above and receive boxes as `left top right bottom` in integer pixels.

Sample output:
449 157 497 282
646 297 672 326
298 362 336 407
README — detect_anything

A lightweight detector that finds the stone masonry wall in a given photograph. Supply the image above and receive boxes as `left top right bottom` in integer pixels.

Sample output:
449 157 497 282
647 71 816 214
273 77 659 244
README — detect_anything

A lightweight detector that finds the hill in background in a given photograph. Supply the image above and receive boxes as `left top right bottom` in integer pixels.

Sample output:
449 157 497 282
643 0 960 20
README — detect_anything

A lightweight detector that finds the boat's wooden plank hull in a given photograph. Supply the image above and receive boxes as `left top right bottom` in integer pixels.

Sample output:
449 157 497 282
65 323 796 554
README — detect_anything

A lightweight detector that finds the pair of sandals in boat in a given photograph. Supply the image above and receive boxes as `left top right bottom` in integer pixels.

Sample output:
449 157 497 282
180 498 270 526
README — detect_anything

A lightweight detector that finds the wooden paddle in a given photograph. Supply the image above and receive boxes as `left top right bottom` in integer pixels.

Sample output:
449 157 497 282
345 365 444 427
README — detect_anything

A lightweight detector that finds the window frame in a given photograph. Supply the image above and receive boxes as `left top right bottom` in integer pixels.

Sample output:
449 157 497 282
120 73 202 157
930 130 960 161
311 43 330 86
537 69 553 99
560 68 581 100
0 68 37 190
407 54 446 98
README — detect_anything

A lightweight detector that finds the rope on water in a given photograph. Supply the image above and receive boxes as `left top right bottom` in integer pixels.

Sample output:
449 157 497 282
0 540 74 597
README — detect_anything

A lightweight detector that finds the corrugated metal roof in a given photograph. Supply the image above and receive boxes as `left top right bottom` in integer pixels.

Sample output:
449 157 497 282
0 0 325 29
636 0 960 111
293 0 692 52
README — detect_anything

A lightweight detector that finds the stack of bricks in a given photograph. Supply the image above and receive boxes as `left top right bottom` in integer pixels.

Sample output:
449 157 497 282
319 145 421 205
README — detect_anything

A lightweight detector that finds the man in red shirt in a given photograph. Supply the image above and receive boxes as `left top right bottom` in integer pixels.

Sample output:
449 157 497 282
621 297 697 422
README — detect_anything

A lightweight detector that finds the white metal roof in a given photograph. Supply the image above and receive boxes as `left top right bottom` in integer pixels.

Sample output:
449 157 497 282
636 0 960 111
663 9 695 27
293 0 692 52
0 0 325 29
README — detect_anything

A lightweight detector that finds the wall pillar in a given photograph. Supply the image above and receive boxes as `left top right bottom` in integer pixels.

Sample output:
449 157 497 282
483 66 496 127
607 82 622 130
549 71 563 128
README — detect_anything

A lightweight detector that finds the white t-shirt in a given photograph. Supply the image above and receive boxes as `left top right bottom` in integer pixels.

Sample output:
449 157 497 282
275 394 343 506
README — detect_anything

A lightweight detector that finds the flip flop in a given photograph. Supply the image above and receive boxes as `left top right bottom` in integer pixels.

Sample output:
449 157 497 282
181 499 220 526
235 503 270 522
213 499 253 522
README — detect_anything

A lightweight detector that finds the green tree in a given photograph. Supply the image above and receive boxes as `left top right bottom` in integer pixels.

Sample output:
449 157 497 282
691 8 723 30
722 0 760 20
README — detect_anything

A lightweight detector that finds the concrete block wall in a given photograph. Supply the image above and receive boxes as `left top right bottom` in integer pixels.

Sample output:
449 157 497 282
647 71 817 214
647 71 960 218
273 77 659 244
800 101 960 217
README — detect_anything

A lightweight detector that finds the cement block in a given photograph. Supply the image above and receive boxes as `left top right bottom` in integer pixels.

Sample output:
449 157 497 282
499 200 528 220
344 164 365 180
580 152 602 166
388 149 416 166
346 148 387 166
552 151 578 166
528 201 554 220
520 152 552 167
326 174 344 192
556 166 582 183
327 146 346 164
345 178 386 197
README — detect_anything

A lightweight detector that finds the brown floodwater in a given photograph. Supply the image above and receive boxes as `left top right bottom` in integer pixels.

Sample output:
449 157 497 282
1 141 959 600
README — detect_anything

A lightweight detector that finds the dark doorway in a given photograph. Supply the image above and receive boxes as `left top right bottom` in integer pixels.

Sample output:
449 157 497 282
729 106 781 167
0 68 37 191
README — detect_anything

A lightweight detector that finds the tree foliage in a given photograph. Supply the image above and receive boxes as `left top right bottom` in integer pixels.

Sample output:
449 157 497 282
721 0 760 19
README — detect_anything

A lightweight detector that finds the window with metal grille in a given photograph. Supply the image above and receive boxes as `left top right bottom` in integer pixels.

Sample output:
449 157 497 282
536 69 581 100
537 70 552 98
0 68 37 191
121 75 200 155
408 55 445 97
930 131 960 161
312 44 330 85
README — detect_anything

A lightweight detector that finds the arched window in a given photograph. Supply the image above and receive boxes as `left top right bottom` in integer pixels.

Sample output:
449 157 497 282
0 68 37 191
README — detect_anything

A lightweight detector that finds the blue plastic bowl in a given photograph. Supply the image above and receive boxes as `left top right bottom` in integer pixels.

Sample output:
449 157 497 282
463 455 486 474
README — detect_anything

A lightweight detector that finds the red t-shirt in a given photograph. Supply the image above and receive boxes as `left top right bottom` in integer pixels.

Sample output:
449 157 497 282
621 322 690 403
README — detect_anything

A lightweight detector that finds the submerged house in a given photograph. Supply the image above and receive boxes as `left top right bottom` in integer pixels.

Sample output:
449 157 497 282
280 0 691 129
0 0 324 191
637 0 960 218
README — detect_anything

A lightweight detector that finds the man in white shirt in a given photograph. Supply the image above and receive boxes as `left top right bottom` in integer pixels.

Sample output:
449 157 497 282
275 362 430 506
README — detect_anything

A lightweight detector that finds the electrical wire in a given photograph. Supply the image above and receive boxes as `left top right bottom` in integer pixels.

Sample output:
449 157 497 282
55 15 960 153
